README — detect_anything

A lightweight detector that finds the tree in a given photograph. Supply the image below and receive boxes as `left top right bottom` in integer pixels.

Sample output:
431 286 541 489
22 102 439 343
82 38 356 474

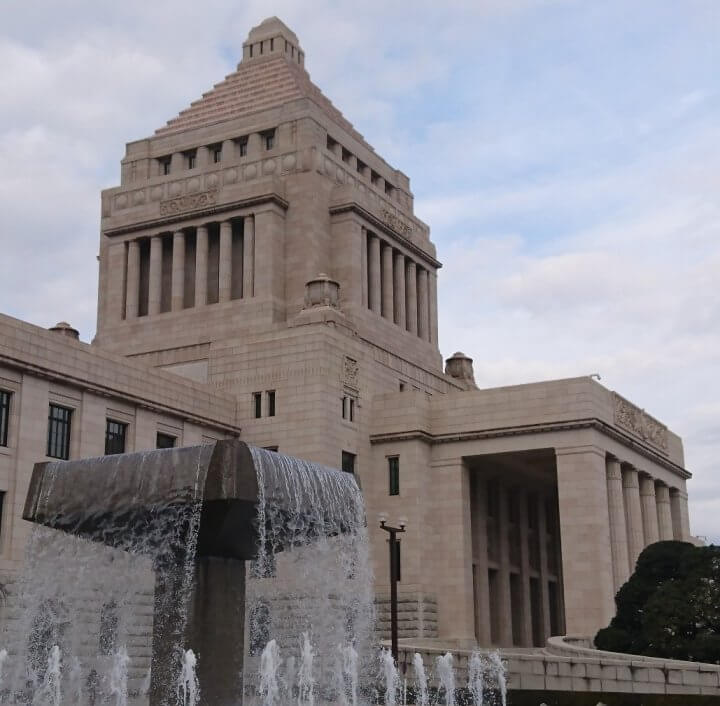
595 541 720 663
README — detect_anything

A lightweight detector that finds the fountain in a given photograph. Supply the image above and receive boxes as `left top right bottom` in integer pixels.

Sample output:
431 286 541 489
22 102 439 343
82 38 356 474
4 440 372 704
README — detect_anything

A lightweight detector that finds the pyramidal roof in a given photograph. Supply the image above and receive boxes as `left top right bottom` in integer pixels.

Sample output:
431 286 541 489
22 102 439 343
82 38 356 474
155 17 358 139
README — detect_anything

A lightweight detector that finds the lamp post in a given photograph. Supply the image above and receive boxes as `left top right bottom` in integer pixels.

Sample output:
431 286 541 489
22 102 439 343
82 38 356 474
379 513 406 663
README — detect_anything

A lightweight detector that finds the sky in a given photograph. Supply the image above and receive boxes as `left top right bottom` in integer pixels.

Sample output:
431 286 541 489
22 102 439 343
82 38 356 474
1 1 718 541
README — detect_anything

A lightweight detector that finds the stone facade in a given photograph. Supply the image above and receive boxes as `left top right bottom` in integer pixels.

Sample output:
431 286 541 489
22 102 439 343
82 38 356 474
0 16 693 655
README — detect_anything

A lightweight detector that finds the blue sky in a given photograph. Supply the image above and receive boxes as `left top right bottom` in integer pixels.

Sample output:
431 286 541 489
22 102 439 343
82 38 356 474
1 0 719 541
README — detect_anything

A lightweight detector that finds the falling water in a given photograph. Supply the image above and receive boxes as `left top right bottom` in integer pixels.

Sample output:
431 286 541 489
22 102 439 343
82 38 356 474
0 648 7 693
412 653 429 706
467 650 484 706
246 447 375 701
108 645 129 706
177 648 200 706
380 649 399 706
297 632 316 706
67 656 83 705
488 652 506 706
435 653 455 706
259 640 282 706
342 644 359 706
36 644 62 706
283 654 297 702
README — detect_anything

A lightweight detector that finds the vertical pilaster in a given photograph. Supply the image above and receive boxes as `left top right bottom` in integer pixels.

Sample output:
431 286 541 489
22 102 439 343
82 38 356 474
126 240 140 319
219 220 232 303
639 474 660 546
622 467 644 572
195 226 208 307
429 270 438 345
361 228 368 309
606 458 630 591
243 215 255 298
670 489 691 541
406 260 417 335
393 252 406 328
171 230 185 311
106 242 127 323
368 234 381 314
417 267 429 341
148 235 163 316
555 446 615 636
655 484 674 541
381 243 394 320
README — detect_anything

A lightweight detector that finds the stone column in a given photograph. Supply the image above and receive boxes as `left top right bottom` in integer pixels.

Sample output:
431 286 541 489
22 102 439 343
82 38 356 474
622 466 644 572
670 489 691 541
222 139 236 163
381 243 394 320
394 251 406 328
195 226 208 307
655 483 674 541
555 446 615 637
518 490 534 646
243 215 255 298
431 458 476 644
417 267 429 341
429 270 438 344
196 145 210 168
170 152 183 173
470 479 491 645
361 228 368 309
639 474 660 546
219 220 232 303
606 458 630 591
406 260 417 335
496 485 513 645
171 230 185 311
148 235 163 316
125 240 140 318
368 234 381 314
537 494 552 640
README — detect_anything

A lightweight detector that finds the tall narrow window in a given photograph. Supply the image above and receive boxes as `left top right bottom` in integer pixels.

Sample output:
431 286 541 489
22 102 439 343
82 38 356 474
105 420 127 455
159 157 171 175
0 390 10 447
238 138 248 157
263 130 275 151
341 451 355 475
0 491 5 544
349 398 355 422
267 391 276 417
253 392 262 419
156 432 176 449
388 457 400 496
212 145 222 163
186 151 197 169
47 404 72 460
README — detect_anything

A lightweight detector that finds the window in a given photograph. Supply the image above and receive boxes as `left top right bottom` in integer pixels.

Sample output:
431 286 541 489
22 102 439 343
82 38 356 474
341 396 356 422
99 601 118 656
0 390 10 447
341 451 355 475
105 420 127 455
270 38 274 51
186 151 197 169
263 130 275 151
385 181 394 197
356 159 367 175
156 432 176 449
0 491 5 544
370 170 381 186
341 147 352 164
267 391 276 417
398 381 405 392
212 145 222 163
159 157 171 175
388 457 399 496
327 135 337 152
47 404 72 460
349 398 355 422
238 138 248 157
253 392 262 419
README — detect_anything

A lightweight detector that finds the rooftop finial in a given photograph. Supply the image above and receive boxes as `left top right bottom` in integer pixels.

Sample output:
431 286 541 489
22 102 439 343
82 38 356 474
241 17 305 68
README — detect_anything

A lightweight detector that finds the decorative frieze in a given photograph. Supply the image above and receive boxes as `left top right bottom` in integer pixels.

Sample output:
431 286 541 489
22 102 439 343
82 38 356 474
342 356 359 391
159 189 219 216
613 392 668 451
381 208 413 237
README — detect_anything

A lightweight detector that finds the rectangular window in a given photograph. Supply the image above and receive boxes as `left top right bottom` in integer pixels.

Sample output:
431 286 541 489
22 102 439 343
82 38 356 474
47 404 72 460
0 491 5 545
349 398 354 422
388 457 400 496
238 138 248 157
186 151 197 169
105 420 127 456
159 157 171 175
391 540 401 582
253 392 262 419
341 396 347 419
341 147 352 164
341 451 355 475
0 390 10 447
263 130 275 151
156 432 176 449
267 390 276 417
270 38 274 51
212 145 222 163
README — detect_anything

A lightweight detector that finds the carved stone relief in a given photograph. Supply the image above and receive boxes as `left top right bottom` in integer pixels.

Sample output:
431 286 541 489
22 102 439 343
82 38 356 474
159 189 219 216
613 392 668 451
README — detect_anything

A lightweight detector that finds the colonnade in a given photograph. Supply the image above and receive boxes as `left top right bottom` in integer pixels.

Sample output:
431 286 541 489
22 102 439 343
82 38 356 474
605 456 690 591
362 228 436 342
124 215 255 318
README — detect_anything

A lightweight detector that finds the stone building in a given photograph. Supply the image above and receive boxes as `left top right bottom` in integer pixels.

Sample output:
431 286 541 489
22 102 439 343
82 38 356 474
0 17 692 650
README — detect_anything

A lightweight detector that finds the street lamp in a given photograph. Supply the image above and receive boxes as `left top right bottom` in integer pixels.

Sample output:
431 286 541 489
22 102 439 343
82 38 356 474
379 513 407 663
